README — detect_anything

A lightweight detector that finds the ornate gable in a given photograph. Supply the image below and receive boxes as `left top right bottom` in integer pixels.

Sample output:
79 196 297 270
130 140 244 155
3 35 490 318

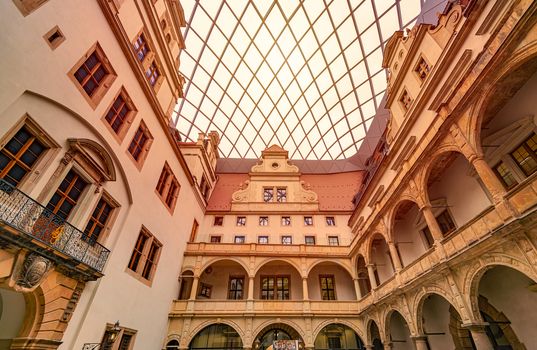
231 145 319 212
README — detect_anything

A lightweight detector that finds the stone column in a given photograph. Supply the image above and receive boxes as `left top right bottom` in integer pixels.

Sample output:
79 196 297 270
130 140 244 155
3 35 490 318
248 276 255 300
469 155 506 203
353 278 362 299
189 276 199 300
387 241 403 271
365 345 374 350
420 205 444 242
463 323 494 350
302 277 309 300
411 335 429 350
367 264 378 289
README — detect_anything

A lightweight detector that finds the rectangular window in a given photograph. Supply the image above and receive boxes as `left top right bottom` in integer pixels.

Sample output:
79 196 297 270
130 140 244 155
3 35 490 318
234 235 245 244
101 326 136 350
70 43 116 107
214 216 224 226
46 170 88 220
326 216 336 226
261 275 289 300
494 162 518 190
145 61 160 87
127 227 162 282
281 235 292 245
399 89 413 111
228 276 244 300
281 216 291 226
319 275 336 300
511 133 537 176
276 188 287 202
236 216 246 226
437 210 456 236
263 188 273 202
155 163 180 211
74 51 108 97
258 236 269 244
133 33 149 62
0 126 47 186
414 56 430 82
128 123 150 162
259 216 269 226
305 236 316 245
189 219 199 242
198 283 212 298
304 216 313 226
104 89 135 138
328 236 339 246
421 226 434 249
83 197 113 244
210 235 221 243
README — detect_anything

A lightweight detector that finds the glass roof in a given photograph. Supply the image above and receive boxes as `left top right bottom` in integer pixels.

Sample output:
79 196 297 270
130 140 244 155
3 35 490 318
173 0 447 160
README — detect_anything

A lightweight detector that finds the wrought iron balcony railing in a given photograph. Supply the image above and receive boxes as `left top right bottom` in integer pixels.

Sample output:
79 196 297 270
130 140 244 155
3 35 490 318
0 179 110 272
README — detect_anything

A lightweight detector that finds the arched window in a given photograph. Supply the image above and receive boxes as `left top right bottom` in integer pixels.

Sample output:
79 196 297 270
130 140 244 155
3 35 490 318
189 324 242 350
315 324 365 350
167 339 180 350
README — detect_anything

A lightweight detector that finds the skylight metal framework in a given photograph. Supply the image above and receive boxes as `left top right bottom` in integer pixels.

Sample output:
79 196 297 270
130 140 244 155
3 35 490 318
174 0 447 160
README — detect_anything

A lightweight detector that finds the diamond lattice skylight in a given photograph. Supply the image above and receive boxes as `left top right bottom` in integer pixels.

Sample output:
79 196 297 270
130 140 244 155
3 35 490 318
173 0 447 160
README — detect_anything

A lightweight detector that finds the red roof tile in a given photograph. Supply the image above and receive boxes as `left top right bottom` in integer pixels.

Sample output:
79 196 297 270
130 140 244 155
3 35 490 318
206 171 364 212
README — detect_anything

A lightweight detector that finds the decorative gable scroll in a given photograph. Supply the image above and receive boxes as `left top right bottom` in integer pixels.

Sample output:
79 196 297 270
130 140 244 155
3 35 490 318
231 145 319 211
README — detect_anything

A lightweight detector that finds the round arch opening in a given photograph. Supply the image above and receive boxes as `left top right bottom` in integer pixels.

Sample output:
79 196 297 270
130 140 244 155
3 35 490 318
314 323 365 350
189 323 243 350
253 323 303 350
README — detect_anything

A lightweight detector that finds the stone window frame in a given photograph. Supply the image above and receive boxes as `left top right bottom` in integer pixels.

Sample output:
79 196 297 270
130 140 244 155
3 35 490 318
304 216 313 226
68 42 117 110
155 162 181 214
236 216 246 226
234 235 245 244
398 88 413 112
281 216 291 226
413 54 432 84
101 86 138 144
281 235 292 245
227 275 245 300
0 114 60 193
213 216 224 226
258 236 269 244
12 0 50 16
43 25 66 50
189 219 199 242
259 216 269 226
126 226 162 286
209 235 222 243
319 274 337 300
35 138 119 229
305 235 316 245
327 235 339 246
198 282 212 298
325 216 336 226
126 120 153 170
81 190 121 246
132 29 165 93
100 323 137 350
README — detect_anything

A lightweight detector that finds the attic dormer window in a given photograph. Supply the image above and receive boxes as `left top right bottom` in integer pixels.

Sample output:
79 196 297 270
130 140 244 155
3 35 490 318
399 89 413 112
414 56 430 82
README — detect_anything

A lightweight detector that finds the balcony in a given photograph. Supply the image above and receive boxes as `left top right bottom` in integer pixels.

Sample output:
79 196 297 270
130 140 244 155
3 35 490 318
171 299 365 316
185 241 349 257
0 180 110 273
